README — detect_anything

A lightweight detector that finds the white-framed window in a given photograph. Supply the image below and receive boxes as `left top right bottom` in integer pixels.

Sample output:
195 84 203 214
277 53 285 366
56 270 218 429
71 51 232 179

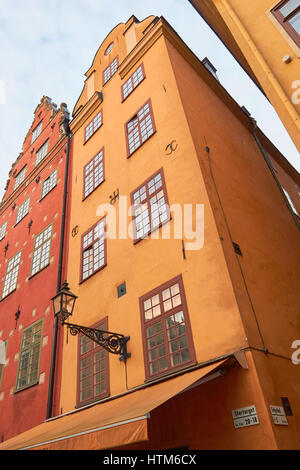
0 221 7 241
31 224 53 276
122 64 145 101
84 111 103 142
14 166 26 190
15 319 43 391
103 57 118 85
81 218 106 282
2 251 22 299
31 121 43 144
131 169 170 242
15 197 30 225
35 140 49 166
41 168 58 199
83 149 104 199
125 100 155 156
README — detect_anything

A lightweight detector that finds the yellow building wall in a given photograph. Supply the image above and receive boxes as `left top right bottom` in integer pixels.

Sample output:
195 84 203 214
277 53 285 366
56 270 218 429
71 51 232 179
60 18 247 414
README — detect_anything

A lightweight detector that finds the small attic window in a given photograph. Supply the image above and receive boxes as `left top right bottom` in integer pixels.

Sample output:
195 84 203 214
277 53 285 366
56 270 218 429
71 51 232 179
104 42 114 55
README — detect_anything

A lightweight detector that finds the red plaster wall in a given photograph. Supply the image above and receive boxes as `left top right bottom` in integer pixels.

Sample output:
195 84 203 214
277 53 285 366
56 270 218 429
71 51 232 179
0 97 69 441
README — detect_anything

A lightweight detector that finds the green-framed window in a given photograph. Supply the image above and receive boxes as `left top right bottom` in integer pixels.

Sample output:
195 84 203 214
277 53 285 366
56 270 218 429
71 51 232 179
15 319 43 392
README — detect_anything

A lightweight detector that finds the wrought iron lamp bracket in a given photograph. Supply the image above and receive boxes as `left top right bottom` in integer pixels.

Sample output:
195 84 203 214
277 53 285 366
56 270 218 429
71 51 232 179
63 321 130 362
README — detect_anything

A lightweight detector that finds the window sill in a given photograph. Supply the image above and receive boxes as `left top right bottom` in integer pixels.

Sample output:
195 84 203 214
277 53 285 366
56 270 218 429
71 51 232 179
39 184 57 202
0 288 17 303
34 152 50 169
75 392 110 409
14 380 39 394
133 217 171 245
102 70 118 89
28 262 50 281
82 179 105 202
14 212 29 228
79 263 107 285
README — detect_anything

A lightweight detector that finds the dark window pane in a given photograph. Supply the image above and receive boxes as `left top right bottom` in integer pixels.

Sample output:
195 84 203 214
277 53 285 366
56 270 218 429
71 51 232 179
181 349 191 363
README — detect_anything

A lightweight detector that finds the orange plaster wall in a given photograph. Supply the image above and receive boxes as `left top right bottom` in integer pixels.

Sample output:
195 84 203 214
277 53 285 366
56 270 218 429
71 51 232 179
118 352 281 450
250 349 300 450
165 36 300 448
166 36 300 356
147 352 277 450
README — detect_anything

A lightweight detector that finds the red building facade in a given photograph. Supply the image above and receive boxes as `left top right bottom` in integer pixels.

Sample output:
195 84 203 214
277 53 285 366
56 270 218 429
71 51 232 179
0 96 71 441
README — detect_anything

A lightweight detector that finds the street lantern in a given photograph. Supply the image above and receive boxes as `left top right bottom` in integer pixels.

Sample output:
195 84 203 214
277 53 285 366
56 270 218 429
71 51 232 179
52 281 77 324
51 281 130 362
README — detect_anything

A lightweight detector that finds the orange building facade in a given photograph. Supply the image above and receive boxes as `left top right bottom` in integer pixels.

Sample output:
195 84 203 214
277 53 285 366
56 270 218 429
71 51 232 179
0 97 70 441
0 15 299 450
188 0 300 153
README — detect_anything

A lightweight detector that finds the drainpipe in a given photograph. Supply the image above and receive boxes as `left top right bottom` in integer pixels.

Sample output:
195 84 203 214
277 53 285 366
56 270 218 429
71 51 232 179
250 117 300 231
46 122 71 420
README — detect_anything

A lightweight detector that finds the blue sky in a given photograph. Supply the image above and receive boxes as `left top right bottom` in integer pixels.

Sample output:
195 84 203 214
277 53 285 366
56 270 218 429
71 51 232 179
0 0 299 200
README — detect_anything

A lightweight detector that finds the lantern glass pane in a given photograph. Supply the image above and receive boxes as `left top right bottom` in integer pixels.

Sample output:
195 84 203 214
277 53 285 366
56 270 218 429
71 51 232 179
62 294 75 314
52 295 62 316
